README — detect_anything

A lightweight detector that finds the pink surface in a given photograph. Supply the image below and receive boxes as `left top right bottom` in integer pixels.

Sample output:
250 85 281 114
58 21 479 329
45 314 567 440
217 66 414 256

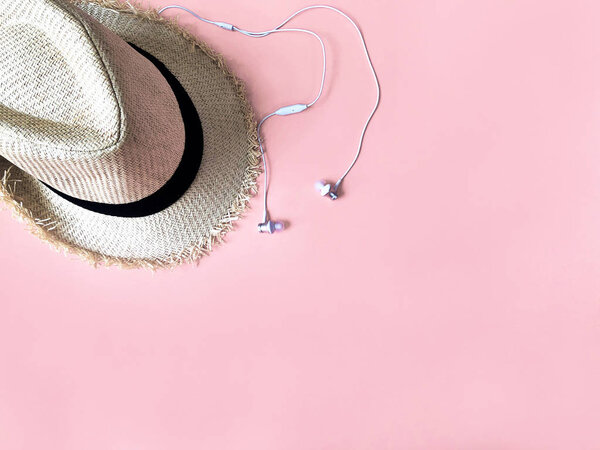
2 0 600 448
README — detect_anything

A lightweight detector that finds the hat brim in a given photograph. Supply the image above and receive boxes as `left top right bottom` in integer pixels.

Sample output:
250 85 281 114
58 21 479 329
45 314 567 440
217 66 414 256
0 0 261 269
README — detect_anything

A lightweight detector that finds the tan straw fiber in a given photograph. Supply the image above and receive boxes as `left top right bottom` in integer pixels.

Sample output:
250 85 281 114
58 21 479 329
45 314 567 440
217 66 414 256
0 0 261 268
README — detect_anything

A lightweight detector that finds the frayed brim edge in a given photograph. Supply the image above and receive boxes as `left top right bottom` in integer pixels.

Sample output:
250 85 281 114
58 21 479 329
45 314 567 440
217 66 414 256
0 0 261 270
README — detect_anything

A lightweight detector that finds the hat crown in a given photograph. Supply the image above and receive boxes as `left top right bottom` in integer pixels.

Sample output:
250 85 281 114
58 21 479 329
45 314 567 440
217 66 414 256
0 0 185 204
0 0 120 150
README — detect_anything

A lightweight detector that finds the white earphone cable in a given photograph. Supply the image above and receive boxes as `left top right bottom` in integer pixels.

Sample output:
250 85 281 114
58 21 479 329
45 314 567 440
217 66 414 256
158 5 327 224
157 5 326 108
234 27 326 222
233 27 327 108
158 5 381 230
280 6 381 188
158 5 230 29
229 5 381 188
256 112 276 223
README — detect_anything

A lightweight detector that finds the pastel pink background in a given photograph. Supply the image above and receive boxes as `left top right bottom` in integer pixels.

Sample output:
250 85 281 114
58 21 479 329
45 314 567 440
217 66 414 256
2 0 600 448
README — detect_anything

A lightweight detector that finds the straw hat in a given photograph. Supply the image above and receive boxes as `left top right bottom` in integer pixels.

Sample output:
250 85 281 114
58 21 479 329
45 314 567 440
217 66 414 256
0 0 261 268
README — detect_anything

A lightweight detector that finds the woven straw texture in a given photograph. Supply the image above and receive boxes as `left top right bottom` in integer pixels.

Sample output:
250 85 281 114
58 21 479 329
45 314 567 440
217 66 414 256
0 0 186 204
0 0 261 268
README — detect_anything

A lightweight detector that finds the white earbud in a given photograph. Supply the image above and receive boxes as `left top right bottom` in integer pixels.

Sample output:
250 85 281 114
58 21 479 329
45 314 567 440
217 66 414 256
257 220 285 234
158 5 381 235
315 180 339 200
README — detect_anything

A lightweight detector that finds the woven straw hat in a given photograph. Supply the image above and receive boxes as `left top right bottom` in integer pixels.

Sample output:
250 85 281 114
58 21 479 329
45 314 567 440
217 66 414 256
0 0 260 268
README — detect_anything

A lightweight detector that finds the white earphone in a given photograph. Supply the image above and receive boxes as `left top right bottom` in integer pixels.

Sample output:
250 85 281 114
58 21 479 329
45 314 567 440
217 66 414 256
158 4 381 234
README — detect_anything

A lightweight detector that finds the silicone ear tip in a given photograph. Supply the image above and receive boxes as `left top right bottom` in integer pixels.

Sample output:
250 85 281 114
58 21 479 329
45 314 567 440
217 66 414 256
274 221 285 231
315 180 332 196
